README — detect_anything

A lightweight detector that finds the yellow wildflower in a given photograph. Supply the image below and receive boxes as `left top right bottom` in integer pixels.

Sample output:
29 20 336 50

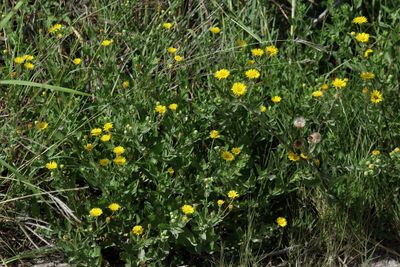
155 104 167 114
370 90 383 104
231 82 247 96
99 158 110 166
24 62 34 70
101 39 113 46
271 96 281 103
221 151 235 161
163 22 172 29
332 78 347 89
103 122 113 132
227 190 239 199
174 55 183 62
167 47 177 54
169 103 178 111
122 81 129 88
251 48 264 57
46 161 58 170
356 33 369 43
217 199 225 206
260 105 267 112
245 69 260 79
167 167 175 175
114 156 127 166
209 130 220 139
364 48 373 58
132 225 144 235
35 121 48 130
89 208 103 217
108 203 121 212
352 16 368 24
73 58 81 65
214 69 230 80
85 144 94 152
276 217 287 227
91 128 102 136
100 134 111 142
288 151 300 161
231 147 241 155
265 45 279 56
210 27 221 34
113 146 125 155
312 90 323 98
181 204 194 215
360 72 375 80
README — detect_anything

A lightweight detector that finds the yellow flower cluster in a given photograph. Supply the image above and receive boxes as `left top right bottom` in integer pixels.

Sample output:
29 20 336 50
14 54 35 70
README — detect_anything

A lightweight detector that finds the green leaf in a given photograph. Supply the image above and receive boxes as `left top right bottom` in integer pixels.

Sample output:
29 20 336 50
0 80 91 96
0 1 24 30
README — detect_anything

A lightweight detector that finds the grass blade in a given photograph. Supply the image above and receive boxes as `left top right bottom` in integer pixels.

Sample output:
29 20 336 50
0 1 24 30
0 80 91 96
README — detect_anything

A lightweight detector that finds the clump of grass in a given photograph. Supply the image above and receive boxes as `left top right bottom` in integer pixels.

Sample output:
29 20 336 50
1 0 400 265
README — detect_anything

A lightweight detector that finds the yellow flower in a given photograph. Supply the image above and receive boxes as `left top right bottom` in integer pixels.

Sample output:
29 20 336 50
370 90 383 104
48 23 62 34
209 130 220 139
265 45 279 56
23 55 34 61
356 32 369 43
14 57 25 64
246 59 255 66
46 161 58 170
24 62 34 70
221 151 235 161
100 134 111 142
181 204 194 215
108 203 121 212
167 47 177 54
352 16 368 24
89 208 103 217
101 39 113 46
245 69 260 79
99 158 110 166
155 104 167 114
360 72 375 80
371 150 380 156
321 83 329 91
103 122 113 132
271 96 281 103
85 143 94 152
132 225 144 235
113 146 125 155
332 78 347 89
237 40 247 48
72 58 81 65
174 55 183 62
364 48 373 58
231 82 247 96
260 105 267 113
91 128 102 136
163 22 173 29
106 216 111 223
251 48 264 57
210 27 221 34
312 90 323 98
227 190 239 199
217 199 225 206
288 151 300 161
114 156 127 166
167 167 175 175
231 147 241 155
35 121 48 130
214 69 230 80
169 103 178 111
122 81 129 88
276 217 287 227
300 153 308 159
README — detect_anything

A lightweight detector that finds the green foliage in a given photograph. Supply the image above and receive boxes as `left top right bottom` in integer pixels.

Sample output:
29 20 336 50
1 0 400 266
